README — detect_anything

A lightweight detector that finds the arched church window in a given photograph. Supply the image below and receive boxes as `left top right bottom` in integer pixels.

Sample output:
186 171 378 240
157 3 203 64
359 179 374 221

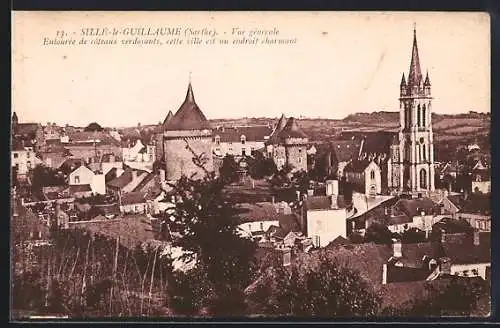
422 104 427 127
423 145 426 161
417 104 421 127
420 169 427 189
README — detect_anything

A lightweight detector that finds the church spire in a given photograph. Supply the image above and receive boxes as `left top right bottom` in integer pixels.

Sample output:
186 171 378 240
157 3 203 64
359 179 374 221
407 25 423 87
185 76 195 104
400 73 406 86
424 70 431 86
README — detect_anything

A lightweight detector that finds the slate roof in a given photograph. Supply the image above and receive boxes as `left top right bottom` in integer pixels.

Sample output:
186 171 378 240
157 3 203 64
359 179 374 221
330 140 363 162
344 159 375 173
120 191 147 205
274 214 301 238
340 131 397 156
386 266 431 283
268 114 287 141
305 195 346 210
213 125 272 143
59 158 84 173
105 167 119 183
107 168 137 189
393 197 439 218
397 242 442 268
164 82 211 131
276 117 308 139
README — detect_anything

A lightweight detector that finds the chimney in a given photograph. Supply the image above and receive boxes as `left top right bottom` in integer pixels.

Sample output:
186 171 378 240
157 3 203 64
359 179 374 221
473 229 480 246
326 179 339 197
330 195 337 209
382 263 388 285
392 238 402 258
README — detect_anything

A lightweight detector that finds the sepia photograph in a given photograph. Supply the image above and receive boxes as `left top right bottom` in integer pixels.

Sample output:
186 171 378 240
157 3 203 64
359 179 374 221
10 11 491 320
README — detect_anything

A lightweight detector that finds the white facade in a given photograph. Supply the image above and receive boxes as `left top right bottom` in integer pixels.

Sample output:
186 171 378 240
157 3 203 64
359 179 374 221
451 263 490 280
307 208 346 247
68 165 105 195
12 148 34 176
122 139 155 163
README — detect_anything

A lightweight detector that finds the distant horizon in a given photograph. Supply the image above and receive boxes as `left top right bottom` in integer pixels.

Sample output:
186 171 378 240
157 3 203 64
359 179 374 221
13 109 489 129
13 12 490 127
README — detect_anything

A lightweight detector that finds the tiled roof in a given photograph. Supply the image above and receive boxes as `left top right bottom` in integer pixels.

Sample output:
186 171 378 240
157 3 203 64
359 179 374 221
120 191 147 205
213 125 272 143
276 117 308 139
340 131 397 155
162 110 174 126
164 83 211 131
59 158 84 174
66 131 120 146
305 195 346 210
234 202 280 224
325 236 351 248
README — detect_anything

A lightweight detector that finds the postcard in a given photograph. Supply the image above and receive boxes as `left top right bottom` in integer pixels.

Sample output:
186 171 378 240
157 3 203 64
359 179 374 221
11 11 491 320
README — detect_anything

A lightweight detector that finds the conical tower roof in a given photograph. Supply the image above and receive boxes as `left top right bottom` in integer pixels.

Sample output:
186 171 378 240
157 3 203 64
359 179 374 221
277 117 308 139
162 110 174 126
424 71 431 86
400 73 406 87
164 82 211 131
407 27 423 87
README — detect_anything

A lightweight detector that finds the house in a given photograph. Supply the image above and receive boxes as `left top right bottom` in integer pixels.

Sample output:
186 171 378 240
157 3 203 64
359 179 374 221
62 131 122 163
344 160 382 196
68 164 106 195
212 125 272 158
122 138 156 164
11 139 36 178
119 191 148 214
235 202 281 239
43 122 63 141
106 168 149 195
12 112 46 152
330 140 363 178
303 180 350 247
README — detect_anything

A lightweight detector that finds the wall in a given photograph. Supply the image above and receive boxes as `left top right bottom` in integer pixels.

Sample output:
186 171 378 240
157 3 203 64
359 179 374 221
120 202 147 214
451 263 490 280
363 162 382 195
307 208 346 247
91 174 106 195
214 140 265 158
12 149 33 175
457 213 491 231
164 134 214 181
286 144 308 172
69 165 95 185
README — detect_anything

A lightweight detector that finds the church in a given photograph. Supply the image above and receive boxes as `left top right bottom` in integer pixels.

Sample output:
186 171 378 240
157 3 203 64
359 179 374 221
388 27 436 194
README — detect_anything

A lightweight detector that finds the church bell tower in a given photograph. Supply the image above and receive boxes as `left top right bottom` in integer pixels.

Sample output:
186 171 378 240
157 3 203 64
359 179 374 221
397 26 435 193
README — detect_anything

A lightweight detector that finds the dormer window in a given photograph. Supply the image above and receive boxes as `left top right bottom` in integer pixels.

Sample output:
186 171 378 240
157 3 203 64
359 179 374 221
240 135 246 145
214 135 220 146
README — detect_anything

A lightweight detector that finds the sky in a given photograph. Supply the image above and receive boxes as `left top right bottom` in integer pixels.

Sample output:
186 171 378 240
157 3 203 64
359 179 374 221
12 11 490 127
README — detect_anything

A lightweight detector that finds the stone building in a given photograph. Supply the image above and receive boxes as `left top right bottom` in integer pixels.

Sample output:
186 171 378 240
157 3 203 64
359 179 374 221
266 115 309 172
389 27 435 193
162 81 214 182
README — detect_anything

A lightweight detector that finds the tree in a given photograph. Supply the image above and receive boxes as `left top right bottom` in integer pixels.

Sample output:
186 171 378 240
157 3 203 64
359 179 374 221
219 155 240 185
401 227 427 243
165 147 257 316
364 223 393 245
84 122 103 132
247 251 381 317
247 151 277 179
402 276 488 316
